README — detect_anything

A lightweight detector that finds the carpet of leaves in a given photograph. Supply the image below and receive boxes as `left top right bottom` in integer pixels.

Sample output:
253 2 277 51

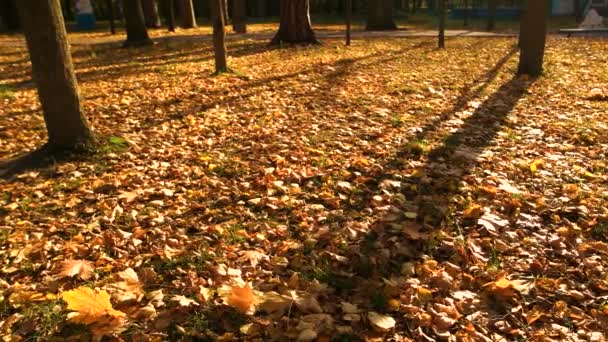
1 28 608 341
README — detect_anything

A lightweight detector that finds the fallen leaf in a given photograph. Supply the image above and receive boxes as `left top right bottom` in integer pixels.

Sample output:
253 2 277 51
58 260 94 280
368 311 396 331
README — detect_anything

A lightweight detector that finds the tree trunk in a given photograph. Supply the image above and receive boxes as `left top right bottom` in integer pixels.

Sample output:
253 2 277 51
574 0 583 22
366 0 397 30
107 0 116 34
175 0 196 28
256 0 267 17
517 0 548 76
345 0 352 45
123 0 153 47
232 0 246 33
15 0 93 150
463 0 469 27
161 0 176 31
438 0 445 48
211 0 228 73
0 0 20 31
270 0 319 45
141 0 161 27
487 0 497 31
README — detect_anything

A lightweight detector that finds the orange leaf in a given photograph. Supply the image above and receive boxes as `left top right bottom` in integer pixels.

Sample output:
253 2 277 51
224 284 256 314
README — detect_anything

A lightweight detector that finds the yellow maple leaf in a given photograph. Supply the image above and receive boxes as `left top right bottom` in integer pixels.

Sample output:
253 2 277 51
61 287 126 326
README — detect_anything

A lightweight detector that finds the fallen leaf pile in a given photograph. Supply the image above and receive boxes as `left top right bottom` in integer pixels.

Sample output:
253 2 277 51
1 25 608 340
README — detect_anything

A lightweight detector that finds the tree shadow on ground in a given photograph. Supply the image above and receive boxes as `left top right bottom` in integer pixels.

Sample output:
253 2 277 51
309 69 534 333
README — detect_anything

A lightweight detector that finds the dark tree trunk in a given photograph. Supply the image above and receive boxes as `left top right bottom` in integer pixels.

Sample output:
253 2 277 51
142 0 161 27
574 0 583 22
232 0 246 33
256 0 267 17
345 0 352 45
0 0 20 31
176 0 197 28
517 0 548 76
123 0 153 47
14 0 94 150
366 0 397 30
463 0 469 27
487 0 497 31
438 0 445 48
162 0 176 31
107 0 116 34
63 0 74 21
211 0 228 73
270 0 319 45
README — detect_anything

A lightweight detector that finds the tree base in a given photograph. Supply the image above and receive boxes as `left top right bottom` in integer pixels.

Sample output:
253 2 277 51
122 39 155 48
0 138 98 179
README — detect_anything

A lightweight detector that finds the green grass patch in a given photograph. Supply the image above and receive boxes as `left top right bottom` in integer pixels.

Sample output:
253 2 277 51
0 84 15 99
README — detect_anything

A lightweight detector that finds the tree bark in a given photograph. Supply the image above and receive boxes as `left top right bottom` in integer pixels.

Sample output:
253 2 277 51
161 0 176 31
175 0 197 28
438 0 445 48
141 0 161 27
123 0 153 47
366 0 397 30
232 0 246 33
14 0 94 150
211 0 228 73
270 0 319 45
487 0 497 31
517 0 548 76
107 0 116 34
345 0 352 45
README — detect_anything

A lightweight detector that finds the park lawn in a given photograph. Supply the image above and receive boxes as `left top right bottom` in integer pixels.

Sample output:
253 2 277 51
0 32 608 341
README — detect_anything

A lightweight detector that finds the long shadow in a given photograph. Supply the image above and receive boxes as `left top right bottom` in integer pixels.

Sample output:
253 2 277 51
137 40 434 131
0 41 270 89
338 76 532 308
410 45 518 145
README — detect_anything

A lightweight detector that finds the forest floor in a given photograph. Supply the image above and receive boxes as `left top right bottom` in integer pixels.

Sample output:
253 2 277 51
1 26 608 341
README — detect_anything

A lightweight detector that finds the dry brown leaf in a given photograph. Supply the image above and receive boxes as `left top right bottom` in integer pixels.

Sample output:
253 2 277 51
368 311 396 331
238 250 269 267
58 260 94 280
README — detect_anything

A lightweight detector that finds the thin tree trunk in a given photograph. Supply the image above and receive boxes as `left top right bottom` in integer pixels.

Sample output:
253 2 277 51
517 0 548 76
438 0 445 48
366 0 397 30
123 0 153 47
211 0 228 73
487 0 497 31
141 0 161 27
463 0 469 27
175 0 196 28
345 0 352 45
15 0 93 150
232 0 246 33
162 0 176 31
270 0 319 45
107 0 116 34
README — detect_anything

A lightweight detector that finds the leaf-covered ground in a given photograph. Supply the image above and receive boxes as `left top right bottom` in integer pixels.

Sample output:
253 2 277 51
1 27 608 341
